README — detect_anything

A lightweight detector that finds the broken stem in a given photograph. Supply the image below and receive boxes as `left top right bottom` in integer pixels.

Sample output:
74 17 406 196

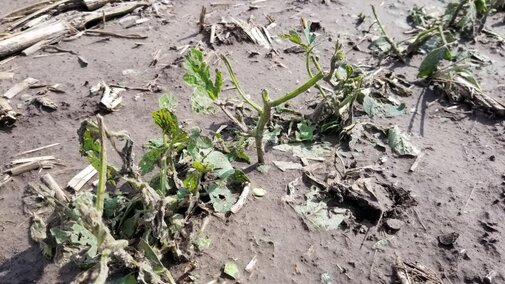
446 0 469 29
255 90 272 164
96 115 107 217
269 72 324 107
371 5 403 60
220 55 262 113
438 25 448 46
216 102 248 132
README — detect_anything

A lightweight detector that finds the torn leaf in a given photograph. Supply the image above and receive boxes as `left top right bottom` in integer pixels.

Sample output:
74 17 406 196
387 126 420 156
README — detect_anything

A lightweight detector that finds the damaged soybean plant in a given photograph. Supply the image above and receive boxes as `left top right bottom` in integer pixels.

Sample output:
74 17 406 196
184 22 418 166
24 96 249 284
370 0 505 115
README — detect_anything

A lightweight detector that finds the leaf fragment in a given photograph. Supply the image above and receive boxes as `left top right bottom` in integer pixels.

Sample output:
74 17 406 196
224 259 240 280
387 126 420 156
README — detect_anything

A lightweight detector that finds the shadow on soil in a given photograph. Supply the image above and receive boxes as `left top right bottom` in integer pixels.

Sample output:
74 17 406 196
0 245 77 284
0 246 46 284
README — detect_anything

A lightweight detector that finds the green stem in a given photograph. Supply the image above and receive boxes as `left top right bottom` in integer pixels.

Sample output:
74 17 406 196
371 5 403 60
438 25 448 46
305 51 327 98
255 90 272 164
160 134 168 195
220 55 263 113
270 72 324 107
96 115 107 217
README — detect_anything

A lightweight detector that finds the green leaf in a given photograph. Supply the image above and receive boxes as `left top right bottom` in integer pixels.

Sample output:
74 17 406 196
207 183 237 213
120 212 140 239
152 108 179 136
117 274 138 284
418 46 451 78
192 161 212 173
51 227 71 244
159 93 177 111
70 223 98 258
183 171 200 193
183 48 222 112
363 95 406 118
187 128 213 159
139 147 165 175
279 31 305 48
303 22 317 46
149 173 170 195
474 0 488 14
223 260 240 280
152 109 188 143
228 169 250 184
203 151 234 180
387 126 420 156
296 122 315 141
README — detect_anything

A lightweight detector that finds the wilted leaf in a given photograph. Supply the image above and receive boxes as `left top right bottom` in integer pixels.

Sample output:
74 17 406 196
387 126 420 156
224 259 240 280
169 214 184 235
418 46 451 78
256 165 270 174
321 272 333 284
152 109 178 136
138 239 167 274
291 190 348 231
363 95 406 118
372 238 390 251
273 143 332 161
273 160 303 172
370 37 392 53
263 125 282 145
193 234 211 252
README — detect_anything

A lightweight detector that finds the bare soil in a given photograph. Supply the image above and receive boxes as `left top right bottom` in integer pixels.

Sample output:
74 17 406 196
1 0 504 283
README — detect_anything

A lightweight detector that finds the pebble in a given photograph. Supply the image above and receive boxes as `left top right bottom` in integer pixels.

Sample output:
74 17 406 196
385 218 404 231
438 232 459 246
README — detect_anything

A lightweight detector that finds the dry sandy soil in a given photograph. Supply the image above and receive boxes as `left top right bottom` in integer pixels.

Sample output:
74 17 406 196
0 0 504 283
